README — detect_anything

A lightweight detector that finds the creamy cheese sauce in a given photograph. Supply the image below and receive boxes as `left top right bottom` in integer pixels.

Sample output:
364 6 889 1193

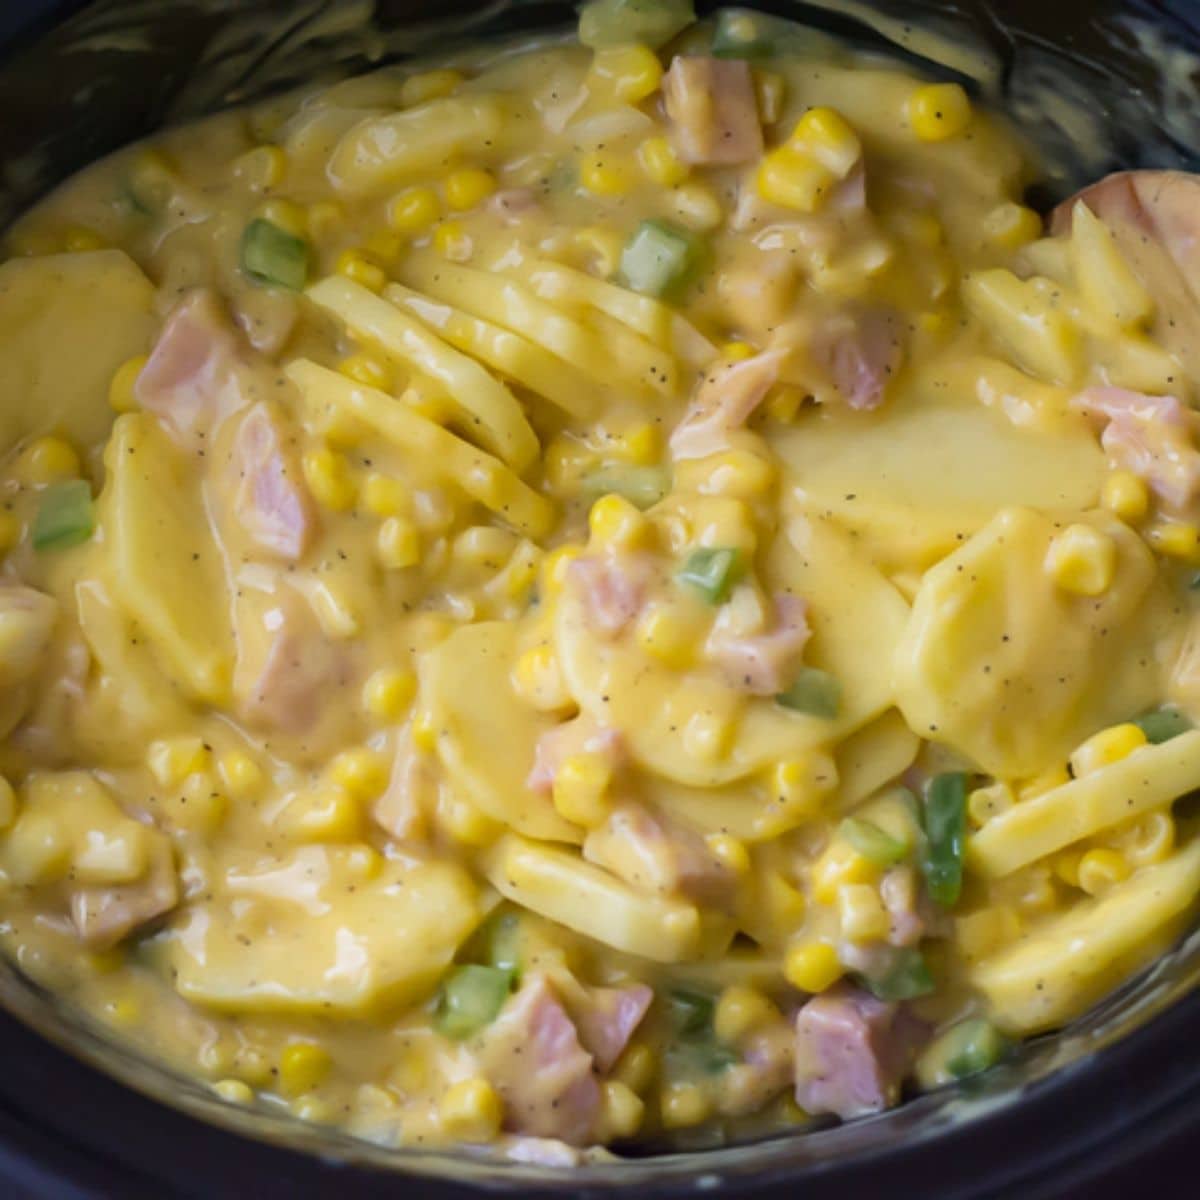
0 1 1197 1162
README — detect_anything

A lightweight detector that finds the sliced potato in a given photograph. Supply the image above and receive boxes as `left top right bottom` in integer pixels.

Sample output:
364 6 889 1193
835 709 921 810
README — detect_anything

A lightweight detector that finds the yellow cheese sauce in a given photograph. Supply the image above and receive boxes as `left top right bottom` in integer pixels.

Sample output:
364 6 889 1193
0 1 1197 1161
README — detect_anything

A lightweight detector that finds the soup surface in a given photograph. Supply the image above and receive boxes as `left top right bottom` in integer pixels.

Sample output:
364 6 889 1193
0 0 1198 1162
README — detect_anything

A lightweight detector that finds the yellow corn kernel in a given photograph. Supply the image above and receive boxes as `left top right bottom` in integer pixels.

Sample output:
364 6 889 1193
756 147 835 214
635 604 697 669
400 68 464 107
0 776 15 830
0 511 20 554
360 473 410 519
1146 521 1200 561
498 539 542 601
278 1043 332 1097
147 736 209 788
784 940 843 993
432 220 473 262
721 340 757 362
303 446 356 511
233 144 287 191
438 793 500 846
15 435 80 485
706 833 750 875
540 544 583 596
590 43 663 103
637 135 688 187
339 353 394 392
660 1081 713 1129
1052 848 1084 888
598 1079 645 1141
362 667 417 721
216 750 263 799
439 1077 502 1142
754 70 786 124
908 82 972 142
512 644 571 712
257 197 307 238
292 1095 334 1123
336 248 387 293
452 524 518 569
388 186 441 235
609 422 659 467
837 881 891 942
213 1079 255 1105
589 492 652 549
764 385 804 423
329 747 389 800
288 787 362 842
364 229 405 264
810 839 878 905
445 167 497 212
580 151 634 198
714 985 777 1044
760 753 839 832
305 200 344 242
613 1042 656 1093
671 182 724 232
1101 470 1149 522
552 752 613 827
1077 847 1132 896
103 995 141 1028
982 201 1043 250
108 355 147 413
1069 722 1147 778
1044 523 1116 596
967 781 1015 828
692 448 775 499
573 226 625 277
412 707 440 752
1018 764 1071 800
954 905 1021 962
791 107 861 176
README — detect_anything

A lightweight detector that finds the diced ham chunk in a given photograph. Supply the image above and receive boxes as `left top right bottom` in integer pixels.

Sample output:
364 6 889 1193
228 403 316 561
70 843 178 949
479 974 601 1146
706 593 810 695
811 306 904 411
793 984 919 1119
568 554 652 636
135 290 253 448
583 804 738 906
1073 386 1200 512
570 982 653 1074
527 712 623 794
663 57 763 167
880 866 925 948
671 349 785 461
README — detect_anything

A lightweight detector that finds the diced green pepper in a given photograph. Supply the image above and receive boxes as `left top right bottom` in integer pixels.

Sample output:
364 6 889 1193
667 987 715 1036
434 964 513 1040
579 0 695 49
860 948 935 1001
664 987 735 1076
677 547 743 604
943 1017 1009 1079
776 667 842 719
840 817 908 866
921 771 967 907
582 465 670 510
1132 706 1192 745
240 218 310 291
712 8 775 58
619 219 704 299
32 480 93 551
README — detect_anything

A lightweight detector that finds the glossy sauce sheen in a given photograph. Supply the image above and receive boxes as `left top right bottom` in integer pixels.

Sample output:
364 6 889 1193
0 5 1197 1163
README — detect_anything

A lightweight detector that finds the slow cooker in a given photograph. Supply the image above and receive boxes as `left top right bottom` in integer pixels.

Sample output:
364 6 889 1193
0 2 1197 1196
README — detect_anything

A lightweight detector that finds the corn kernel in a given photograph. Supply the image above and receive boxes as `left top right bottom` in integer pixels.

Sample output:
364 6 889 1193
339 354 394 392
721 340 757 362
590 44 663 104
147 737 209 788
791 107 861 176
444 167 497 212
758 753 839 834
512 644 572 712
0 511 20 554
440 1077 503 1142
233 144 287 191
104 995 141 1028
1044 523 1116 596
433 220 473 262
982 201 1043 250
1019 764 1071 800
540 544 583 595
329 747 389 800
1078 847 1132 896
714 985 777 1044
552 752 613 827
764 385 804 423
336 248 387 293
762 871 807 932
438 793 500 846
278 1043 332 1097
15 435 80 485
305 200 344 241
1101 470 1149 522
303 446 356 511
810 839 878 905
754 70 786 124
613 1042 656 1093
706 833 750 875
784 940 843 993
660 1081 713 1129
908 82 972 142
611 422 660 467
588 493 652 549
362 667 416 720
573 226 626 277
257 198 307 238
1052 848 1084 888
671 182 724 231
756 148 835 214
1146 521 1200 561
108 356 147 413
288 787 362 842
1069 722 1147 778
358 473 409 519
635 604 697 669
389 186 441 234
214 1079 255 1105
599 1079 645 1140
400 68 464 107
412 707 440 752
364 229 405 263
637 135 688 187
452 524 518 568
837 881 891 942
678 448 775 500
216 750 263 799
580 152 634 198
